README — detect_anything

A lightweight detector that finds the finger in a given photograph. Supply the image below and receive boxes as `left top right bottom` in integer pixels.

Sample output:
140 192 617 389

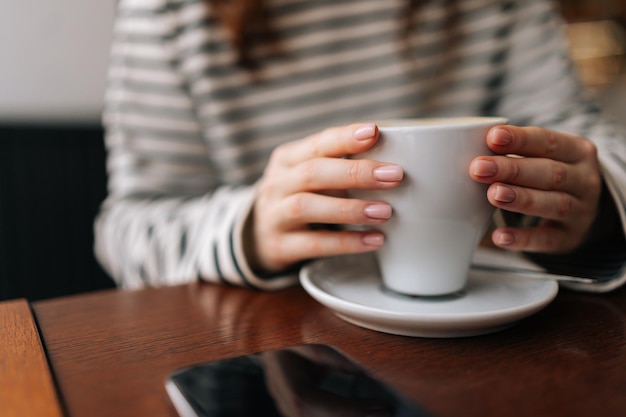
491 224 580 253
268 229 385 268
486 183 587 222
277 192 392 229
487 125 596 163
470 156 592 197
279 157 403 195
273 123 378 167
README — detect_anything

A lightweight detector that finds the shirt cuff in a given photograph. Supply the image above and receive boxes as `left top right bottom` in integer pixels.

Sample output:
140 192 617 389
229 185 299 291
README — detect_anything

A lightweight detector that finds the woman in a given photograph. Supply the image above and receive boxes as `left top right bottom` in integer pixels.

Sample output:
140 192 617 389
95 0 626 291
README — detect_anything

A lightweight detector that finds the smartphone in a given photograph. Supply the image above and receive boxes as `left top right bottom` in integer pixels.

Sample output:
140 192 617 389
165 344 434 417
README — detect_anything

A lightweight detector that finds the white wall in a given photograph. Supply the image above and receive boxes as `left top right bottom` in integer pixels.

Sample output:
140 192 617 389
0 1 116 124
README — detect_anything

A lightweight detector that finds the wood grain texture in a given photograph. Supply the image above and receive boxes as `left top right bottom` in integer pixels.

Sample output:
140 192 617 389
33 283 626 417
0 299 64 417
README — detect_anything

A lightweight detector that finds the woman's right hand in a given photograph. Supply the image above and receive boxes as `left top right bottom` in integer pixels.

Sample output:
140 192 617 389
247 123 404 275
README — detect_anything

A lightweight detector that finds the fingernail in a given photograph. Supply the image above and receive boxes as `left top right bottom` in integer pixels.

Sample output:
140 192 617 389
362 232 385 246
374 165 403 182
471 160 497 177
494 185 515 203
490 128 512 146
364 204 392 219
354 123 377 141
495 231 515 246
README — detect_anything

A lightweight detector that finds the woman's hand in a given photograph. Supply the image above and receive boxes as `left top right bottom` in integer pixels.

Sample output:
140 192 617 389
248 123 403 274
470 125 602 253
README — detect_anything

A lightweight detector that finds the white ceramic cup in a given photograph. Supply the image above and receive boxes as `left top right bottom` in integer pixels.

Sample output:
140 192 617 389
351 117 508 296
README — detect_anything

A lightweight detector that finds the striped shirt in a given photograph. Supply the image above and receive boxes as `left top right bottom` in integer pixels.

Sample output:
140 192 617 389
95 0 626 292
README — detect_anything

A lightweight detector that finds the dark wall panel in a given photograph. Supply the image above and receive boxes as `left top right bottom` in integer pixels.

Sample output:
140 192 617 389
0 125 115 301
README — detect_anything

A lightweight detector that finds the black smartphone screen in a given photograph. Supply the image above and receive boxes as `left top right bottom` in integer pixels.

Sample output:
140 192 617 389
165 344 434 417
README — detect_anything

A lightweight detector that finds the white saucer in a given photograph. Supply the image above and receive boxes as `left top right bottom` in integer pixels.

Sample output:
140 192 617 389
300 252 558 338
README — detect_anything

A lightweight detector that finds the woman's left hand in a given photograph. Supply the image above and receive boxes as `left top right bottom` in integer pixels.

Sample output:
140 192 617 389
469 125 602 253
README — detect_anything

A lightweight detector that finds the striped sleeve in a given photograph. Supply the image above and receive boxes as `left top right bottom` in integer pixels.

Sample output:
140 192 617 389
95 0 296 290
95 0 626 293
494 0 626 292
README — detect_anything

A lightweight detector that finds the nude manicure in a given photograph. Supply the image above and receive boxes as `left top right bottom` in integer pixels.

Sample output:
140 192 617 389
364 204 392 219
362 232 385 246
490 128 512 146
354 124 377 141
472 160 497 177
496 231 515 246
494 185 515 203
374 165 403 182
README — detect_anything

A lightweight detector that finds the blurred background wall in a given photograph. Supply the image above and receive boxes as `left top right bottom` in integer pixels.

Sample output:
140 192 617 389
558 0 626 122
0 1 117 301
1 1 625 301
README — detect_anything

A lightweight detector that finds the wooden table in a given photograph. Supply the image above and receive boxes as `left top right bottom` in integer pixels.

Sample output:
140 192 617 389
0 299 63 417
8 281 626 417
